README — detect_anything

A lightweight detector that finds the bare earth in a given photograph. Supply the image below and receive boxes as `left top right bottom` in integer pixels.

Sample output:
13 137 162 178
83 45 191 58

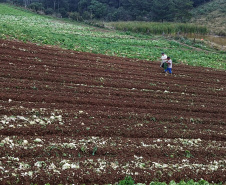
0 39 225 184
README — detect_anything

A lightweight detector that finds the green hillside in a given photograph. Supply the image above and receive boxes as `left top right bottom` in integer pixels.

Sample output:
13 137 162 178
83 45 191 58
190 0 226 36
0 3 225 70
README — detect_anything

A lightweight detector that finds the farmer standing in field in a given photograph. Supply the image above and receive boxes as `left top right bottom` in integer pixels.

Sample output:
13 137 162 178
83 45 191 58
160 52 167 71
165 56 173 74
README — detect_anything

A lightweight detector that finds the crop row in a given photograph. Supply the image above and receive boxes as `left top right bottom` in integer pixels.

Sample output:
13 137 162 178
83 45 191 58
0 38 225 184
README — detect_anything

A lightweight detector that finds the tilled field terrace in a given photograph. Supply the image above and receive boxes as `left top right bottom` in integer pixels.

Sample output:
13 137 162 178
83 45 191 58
0 39 225 184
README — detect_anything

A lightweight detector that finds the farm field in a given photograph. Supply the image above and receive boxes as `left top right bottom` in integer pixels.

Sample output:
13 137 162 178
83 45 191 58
0 39 225 184
0 3 226 71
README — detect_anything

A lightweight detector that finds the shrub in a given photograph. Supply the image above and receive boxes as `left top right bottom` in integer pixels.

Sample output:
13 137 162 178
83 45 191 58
28 2 43 12
44 8 54 15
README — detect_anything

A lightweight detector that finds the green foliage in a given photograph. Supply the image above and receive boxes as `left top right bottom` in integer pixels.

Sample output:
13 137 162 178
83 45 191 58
68 12 82 21
185 150 193 158
191 0 226 15
92 146 97 155
44 8 54 15
28 2 43 12
88 0 108 19
149 180 223 185
151 0 171 22
119 176 135 185
1 0 223 23
41 180 224 185
172 0 193 22
4 0 212 21
151 0 193 22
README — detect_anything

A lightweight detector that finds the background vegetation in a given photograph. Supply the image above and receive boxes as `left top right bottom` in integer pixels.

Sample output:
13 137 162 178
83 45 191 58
0 0 212 22
1 0 225 36
190 0 226 36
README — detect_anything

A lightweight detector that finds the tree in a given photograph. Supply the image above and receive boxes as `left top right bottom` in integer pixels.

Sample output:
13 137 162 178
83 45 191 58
68 11 82 21
151 0 193 22
44 8 54 15
125 0 151 20
88 0 107 19
4 0 203 21
192 0 212 7
108 0 120 8
151 0 173 22
170 0 193 22
78 0 91 13
68 0 80 12
23 0 31 8
28 2 43 11
107 6 131 21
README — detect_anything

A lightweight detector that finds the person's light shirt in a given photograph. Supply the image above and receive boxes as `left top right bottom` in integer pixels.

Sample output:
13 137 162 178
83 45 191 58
167 59 172 68
161 54 167 61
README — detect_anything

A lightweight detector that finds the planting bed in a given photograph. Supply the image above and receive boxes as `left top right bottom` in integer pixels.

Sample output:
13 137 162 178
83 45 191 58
0 39 225 184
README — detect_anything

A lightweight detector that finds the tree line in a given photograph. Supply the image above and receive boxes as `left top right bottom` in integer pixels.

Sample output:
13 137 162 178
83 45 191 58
1 0 213 22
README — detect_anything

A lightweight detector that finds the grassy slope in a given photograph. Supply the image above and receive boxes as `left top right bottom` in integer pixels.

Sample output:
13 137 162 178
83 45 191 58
0 3 225 70
190 0 226 36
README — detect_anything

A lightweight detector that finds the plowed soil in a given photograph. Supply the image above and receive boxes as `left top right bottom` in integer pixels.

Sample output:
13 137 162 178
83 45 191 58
0 39 225 184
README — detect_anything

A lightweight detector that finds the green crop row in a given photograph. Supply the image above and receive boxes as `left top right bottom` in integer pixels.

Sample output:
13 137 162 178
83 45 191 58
0 3 225 70
106 21 208 35
118 176 223 185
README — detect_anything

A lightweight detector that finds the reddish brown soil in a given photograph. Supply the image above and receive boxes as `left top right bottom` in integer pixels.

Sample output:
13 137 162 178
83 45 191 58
0 39 225 184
